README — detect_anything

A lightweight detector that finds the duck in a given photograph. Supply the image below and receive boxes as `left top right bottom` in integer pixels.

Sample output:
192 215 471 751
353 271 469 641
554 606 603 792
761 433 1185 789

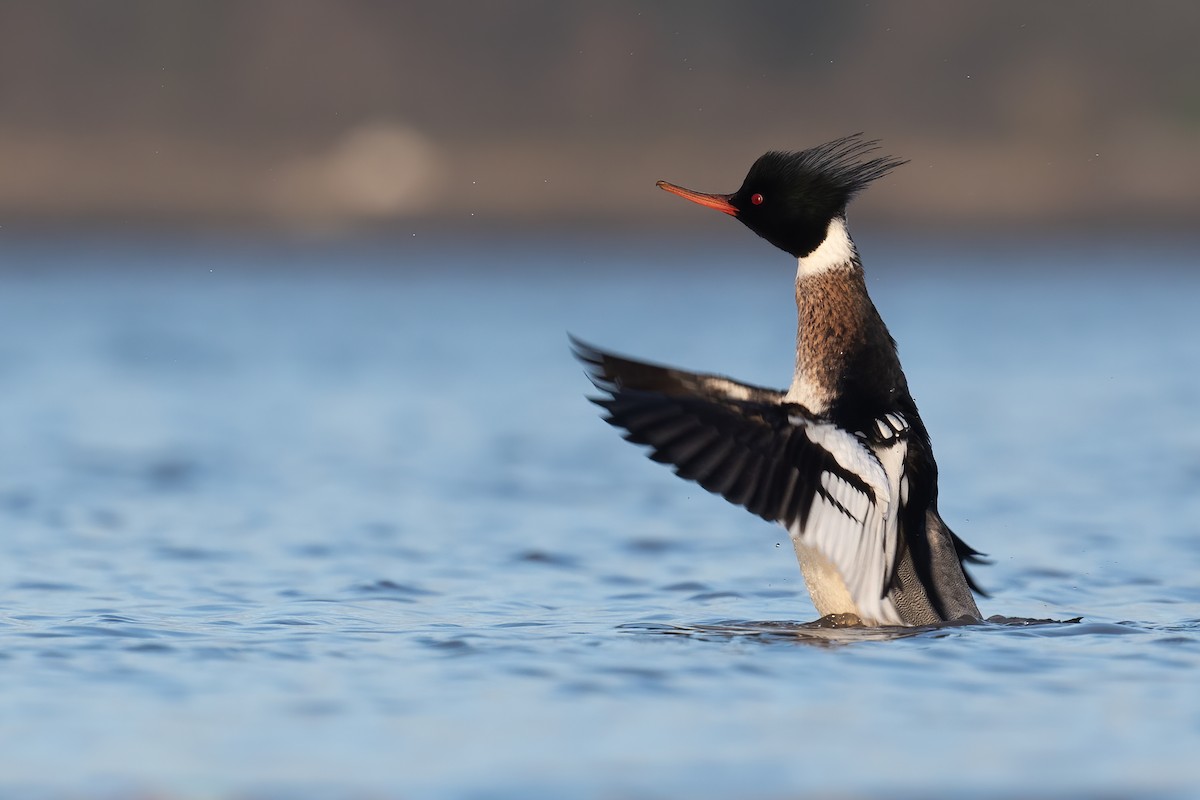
572 133 986 626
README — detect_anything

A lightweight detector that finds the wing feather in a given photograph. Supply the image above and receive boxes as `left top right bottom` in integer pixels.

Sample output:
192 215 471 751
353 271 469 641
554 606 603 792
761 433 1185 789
574 338 910 623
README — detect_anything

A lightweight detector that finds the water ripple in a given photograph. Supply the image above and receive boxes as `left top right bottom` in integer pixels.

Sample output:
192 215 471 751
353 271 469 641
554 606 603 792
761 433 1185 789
3 251 1200 798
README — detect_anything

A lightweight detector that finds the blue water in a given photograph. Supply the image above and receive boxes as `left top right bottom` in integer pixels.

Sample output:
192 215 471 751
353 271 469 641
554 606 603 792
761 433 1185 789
1 233 1199 799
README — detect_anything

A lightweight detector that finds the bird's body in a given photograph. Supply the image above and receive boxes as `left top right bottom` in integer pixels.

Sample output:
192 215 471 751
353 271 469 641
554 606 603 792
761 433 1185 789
574 134 985 626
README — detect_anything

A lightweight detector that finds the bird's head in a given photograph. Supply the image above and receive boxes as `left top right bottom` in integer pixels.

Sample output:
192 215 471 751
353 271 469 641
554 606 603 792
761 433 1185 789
657 134 907 259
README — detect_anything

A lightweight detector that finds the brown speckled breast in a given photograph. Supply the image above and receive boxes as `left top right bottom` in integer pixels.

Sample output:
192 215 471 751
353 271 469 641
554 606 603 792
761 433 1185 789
788 265 871 413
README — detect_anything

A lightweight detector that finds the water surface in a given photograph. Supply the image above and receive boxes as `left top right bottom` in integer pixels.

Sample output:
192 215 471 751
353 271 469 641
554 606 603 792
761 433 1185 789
1 234 1198 798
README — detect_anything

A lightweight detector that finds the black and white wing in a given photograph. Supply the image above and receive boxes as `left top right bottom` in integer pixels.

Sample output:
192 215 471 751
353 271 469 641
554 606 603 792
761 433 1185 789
572 337 909 625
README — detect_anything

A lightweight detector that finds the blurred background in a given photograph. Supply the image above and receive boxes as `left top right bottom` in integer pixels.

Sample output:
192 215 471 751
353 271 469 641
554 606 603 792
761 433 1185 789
2 0 1198 235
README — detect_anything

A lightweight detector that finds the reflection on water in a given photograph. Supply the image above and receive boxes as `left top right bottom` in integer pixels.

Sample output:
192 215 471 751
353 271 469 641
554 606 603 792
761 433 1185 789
0 235 1199 798
623 615 1091 647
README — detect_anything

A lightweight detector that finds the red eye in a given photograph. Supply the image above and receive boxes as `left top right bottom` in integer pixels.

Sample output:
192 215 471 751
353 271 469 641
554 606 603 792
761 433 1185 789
751 193 764 205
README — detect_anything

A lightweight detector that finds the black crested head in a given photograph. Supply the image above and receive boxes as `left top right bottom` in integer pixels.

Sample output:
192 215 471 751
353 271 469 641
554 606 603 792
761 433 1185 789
733 135 907 257
658 133 907 258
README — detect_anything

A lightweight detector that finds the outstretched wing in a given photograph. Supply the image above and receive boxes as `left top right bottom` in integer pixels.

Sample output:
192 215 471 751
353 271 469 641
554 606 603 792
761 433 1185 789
572 337 907 624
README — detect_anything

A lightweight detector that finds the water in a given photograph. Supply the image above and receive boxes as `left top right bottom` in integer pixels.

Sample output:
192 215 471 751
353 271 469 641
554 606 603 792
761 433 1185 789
1 233 1199 799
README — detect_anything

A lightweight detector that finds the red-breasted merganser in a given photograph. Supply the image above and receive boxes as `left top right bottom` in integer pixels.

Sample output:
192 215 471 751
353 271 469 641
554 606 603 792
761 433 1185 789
573 134 985 627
